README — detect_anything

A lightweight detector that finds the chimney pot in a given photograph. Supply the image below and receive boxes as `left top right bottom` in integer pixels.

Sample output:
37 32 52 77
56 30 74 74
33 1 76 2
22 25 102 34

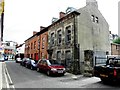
59 12 65 19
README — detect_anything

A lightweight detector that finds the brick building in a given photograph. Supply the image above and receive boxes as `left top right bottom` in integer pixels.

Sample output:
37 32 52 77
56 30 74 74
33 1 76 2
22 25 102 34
24 31 39 60
24 27 48 61
111 43 120 55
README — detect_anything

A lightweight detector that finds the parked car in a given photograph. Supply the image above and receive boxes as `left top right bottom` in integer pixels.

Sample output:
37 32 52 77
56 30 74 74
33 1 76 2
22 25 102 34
0 57 4 62
25 59 38 70
94 57 120 83
20 58 31 66
15 57 22 63
36 59 66 76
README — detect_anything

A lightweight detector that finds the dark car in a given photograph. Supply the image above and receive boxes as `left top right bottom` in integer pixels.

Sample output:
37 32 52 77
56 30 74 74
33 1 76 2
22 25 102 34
94 57 120 83
20 58 31 66
25 59 38 70
36 59 66 76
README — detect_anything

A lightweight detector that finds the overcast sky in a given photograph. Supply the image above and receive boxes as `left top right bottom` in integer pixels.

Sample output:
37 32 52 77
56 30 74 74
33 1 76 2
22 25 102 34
3 0 119 44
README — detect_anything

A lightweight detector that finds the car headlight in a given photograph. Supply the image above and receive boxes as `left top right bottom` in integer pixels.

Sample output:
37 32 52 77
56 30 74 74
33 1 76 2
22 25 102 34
63 68 66 71
51 68 57 71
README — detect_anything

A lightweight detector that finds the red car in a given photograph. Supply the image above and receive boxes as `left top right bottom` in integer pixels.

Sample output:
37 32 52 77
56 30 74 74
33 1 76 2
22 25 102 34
36 59 66 76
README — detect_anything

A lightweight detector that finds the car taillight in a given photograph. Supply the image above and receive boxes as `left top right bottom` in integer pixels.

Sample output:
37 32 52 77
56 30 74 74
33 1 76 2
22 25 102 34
114 69 117 77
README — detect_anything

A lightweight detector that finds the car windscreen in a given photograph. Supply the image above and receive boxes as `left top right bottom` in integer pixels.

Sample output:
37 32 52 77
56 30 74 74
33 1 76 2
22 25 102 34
48 60 60 65
108 58 120 67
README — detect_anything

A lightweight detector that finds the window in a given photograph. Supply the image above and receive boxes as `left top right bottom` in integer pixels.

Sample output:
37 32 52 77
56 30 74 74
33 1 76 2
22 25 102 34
57 51 61 60
65 26 71 44
91 15 99 23
91 15 95 22
116 45 119 50
65 50 71 60
38 39 40 50
57 30 62 45
51 33 54 46
42 37 45 49
95 17 99 23
34 41 36 49
6 43 10 46
31 43 33 49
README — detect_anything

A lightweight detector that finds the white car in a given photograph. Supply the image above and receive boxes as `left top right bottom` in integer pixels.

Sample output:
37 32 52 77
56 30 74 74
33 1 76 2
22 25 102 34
16 57 22 63
0 57 4 62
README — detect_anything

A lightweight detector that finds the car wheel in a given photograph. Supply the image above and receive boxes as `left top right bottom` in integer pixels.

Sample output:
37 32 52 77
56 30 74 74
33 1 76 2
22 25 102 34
100 78 109 83
25 64 27 68
47 71 50 76
31 66 33 70
61 73 65 76
37 67 40 72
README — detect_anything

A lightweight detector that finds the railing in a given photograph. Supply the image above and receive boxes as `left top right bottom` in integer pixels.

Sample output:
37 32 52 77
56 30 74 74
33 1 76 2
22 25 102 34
95 56 107 66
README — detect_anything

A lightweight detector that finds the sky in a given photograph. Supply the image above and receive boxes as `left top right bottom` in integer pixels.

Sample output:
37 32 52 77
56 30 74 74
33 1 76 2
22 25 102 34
3 0 119 45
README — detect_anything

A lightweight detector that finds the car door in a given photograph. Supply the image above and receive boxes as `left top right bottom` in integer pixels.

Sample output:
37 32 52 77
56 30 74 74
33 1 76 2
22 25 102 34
38 60 44 71
42 60 48 72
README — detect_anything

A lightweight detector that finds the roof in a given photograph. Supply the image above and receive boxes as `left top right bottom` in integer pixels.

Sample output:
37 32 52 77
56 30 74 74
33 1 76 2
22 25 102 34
25 11 80 42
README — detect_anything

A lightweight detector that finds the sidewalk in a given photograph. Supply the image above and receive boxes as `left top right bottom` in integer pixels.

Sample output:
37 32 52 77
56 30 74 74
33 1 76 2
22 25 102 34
0 62 2 90
65 72 83 79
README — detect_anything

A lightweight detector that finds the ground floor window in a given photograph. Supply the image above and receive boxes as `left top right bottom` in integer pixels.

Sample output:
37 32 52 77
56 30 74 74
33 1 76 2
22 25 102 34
57 51 61 60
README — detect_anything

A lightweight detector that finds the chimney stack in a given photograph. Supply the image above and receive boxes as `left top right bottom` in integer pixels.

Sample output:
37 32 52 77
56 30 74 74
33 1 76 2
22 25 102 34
40 26 46 31
33 31 38 35
59 12 65 19
86 0 98 8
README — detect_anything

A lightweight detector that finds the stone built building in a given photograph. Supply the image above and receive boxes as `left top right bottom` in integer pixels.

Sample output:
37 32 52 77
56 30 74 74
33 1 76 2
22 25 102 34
47 0 110 74
25 0 110 74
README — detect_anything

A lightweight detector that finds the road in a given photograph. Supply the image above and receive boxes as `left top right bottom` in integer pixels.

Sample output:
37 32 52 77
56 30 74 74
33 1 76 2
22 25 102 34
4 61 120 89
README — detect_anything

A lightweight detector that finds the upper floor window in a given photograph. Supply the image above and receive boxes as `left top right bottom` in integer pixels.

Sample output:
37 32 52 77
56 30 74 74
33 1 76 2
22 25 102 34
91 15 95 22
31 43 33 49
51 33 54 46
34 41 36 49
91 15 99 23
38 39 40 50
95 17 99 23
42 37 45 49
57 30 62 45
65 26 71 44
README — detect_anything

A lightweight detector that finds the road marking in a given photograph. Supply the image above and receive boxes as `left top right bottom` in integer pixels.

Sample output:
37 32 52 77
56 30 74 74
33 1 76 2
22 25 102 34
0 62 2 90
4 62 15 89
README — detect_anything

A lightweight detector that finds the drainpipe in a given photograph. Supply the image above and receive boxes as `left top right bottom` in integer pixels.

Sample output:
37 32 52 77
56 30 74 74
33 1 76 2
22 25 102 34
73 13 80 74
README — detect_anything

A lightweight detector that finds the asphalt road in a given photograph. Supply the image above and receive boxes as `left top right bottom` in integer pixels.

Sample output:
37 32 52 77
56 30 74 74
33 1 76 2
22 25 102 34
5 61 120 89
